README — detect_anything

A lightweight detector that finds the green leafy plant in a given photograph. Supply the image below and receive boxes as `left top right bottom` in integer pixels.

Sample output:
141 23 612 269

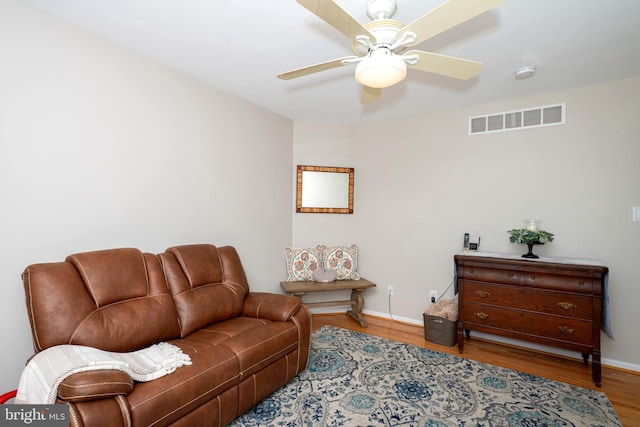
508 228 555 245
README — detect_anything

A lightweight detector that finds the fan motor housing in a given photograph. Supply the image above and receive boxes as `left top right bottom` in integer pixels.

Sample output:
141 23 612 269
366 0 398 20
353 19 405 55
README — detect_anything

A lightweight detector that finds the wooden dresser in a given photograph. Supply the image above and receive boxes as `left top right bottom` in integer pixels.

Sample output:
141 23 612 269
454 253 608 386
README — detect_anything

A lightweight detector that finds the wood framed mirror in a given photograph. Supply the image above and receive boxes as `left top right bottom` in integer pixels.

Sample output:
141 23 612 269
296 165 354 214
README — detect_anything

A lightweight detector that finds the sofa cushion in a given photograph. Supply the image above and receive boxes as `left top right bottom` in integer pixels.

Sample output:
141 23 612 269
219 322 300 378
23 248 181 352
68 249 150 306
178 317 271 347
126 342 240 427
160 244 250 337
176 317 300 379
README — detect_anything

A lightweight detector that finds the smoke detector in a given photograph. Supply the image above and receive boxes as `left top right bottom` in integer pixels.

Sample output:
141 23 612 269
515 66 536 80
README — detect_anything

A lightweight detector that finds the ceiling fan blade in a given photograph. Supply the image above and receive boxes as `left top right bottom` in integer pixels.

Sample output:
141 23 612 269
405 50 483 80
296 0 374 41
396 0 505 47
277 56 358 80
360 86 382 104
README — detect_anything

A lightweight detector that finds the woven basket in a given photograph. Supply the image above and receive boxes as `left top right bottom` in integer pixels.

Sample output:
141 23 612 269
423 298 458 347
423 313 457 347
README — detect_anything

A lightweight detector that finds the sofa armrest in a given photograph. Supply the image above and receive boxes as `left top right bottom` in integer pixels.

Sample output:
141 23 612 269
243 293 302 322
57 370 134 403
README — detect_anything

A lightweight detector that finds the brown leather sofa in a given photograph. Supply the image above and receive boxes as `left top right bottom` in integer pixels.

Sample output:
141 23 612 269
21 244 311 427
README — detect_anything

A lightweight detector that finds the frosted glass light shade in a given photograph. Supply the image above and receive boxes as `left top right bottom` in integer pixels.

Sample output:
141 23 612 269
355 50 407 89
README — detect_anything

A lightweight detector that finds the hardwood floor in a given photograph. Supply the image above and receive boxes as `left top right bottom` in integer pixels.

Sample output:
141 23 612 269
312 313 640 426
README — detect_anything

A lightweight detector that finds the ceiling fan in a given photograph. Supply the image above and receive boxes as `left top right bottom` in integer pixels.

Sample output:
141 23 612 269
277 0 505 104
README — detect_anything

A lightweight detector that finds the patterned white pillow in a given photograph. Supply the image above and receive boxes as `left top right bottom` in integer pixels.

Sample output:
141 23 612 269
323 244 360 280
284 246 323 281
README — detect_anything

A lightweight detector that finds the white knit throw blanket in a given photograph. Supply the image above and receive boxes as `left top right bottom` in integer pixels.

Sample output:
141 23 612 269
15 342 192 404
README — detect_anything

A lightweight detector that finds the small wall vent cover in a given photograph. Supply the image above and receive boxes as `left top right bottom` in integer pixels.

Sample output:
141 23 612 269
469 103 565 135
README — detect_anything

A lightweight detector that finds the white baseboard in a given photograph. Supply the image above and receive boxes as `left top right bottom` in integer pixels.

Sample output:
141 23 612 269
310 307 640 374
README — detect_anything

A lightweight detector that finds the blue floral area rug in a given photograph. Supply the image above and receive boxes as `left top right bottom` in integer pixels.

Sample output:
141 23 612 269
229 325 621 426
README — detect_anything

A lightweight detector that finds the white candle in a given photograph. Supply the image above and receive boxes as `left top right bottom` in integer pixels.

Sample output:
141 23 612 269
526 220 538 232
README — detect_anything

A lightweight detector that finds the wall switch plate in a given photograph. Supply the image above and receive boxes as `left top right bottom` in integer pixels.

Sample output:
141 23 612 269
634 207 640 222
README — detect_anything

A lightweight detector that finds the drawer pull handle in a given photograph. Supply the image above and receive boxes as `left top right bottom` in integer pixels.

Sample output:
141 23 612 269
474 312 489 320
558 302 577 310
578 281 585 286
474 291 490 298
529 275 536 281
558 326 575 336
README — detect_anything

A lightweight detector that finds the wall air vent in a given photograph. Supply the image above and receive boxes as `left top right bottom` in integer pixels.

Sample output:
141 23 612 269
469 103 565 135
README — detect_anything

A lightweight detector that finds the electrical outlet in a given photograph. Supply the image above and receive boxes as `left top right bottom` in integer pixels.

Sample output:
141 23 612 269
430 290 438 303
387 285 394 296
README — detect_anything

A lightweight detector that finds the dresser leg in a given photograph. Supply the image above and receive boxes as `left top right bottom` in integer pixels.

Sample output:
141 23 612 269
592 351 602 387
581 352 589 365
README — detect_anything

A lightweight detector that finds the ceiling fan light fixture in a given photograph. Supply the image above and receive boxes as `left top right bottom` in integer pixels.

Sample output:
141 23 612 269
355 49 407 89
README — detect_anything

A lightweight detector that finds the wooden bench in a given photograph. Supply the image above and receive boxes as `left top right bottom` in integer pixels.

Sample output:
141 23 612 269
280 278 376 327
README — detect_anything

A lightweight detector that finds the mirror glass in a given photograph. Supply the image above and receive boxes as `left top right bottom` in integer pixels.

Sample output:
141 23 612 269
296 165 354 214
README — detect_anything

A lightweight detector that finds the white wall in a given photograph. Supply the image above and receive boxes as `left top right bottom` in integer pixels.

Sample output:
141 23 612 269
0 1 293 392
293 77 640 371
291 123 360 247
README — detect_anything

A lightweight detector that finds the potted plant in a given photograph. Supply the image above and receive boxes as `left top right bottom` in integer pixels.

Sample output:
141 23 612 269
508 220 554 259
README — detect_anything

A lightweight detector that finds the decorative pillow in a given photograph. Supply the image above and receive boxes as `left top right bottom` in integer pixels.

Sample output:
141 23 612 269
284 246 323 281
322 244 360 280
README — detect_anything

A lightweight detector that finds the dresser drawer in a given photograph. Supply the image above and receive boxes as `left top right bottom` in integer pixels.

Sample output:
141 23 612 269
461 265 520 285
521 271 594 293
462 281 593 320
462 302 593 346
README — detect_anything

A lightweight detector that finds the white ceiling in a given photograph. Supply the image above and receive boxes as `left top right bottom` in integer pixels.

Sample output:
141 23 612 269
19 0 640 124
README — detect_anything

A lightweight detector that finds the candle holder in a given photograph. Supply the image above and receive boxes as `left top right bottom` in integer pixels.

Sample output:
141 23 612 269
508 221 554 259
523 241 543 259
524 219 540 232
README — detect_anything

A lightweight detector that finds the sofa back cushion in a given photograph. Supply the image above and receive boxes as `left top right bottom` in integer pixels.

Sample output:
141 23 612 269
23 248 181 352
160 244 250 337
